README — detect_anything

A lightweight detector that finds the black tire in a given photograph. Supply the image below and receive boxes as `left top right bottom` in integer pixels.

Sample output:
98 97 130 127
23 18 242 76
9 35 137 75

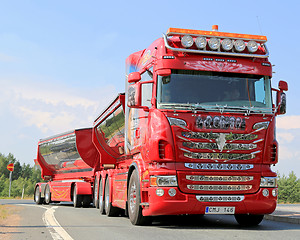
73 185 83 208
234 214 264 227
44 184 51 205
104 178 120 217
82 195 91 208
128 170 151 225
99 177 105 214
94 176 99 208
34 186 43 204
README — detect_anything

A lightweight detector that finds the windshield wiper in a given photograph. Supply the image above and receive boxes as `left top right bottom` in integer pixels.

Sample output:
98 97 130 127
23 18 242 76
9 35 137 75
159 103 206 111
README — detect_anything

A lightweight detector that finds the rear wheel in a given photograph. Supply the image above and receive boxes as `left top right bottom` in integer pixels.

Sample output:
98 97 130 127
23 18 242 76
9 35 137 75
82 195 91 208
34 186 43 204
93 176 99 208
73 185 83 208
99 177 105 214
104 178 120 217
44 184 51 205
128 170 151 225
234 214 264 226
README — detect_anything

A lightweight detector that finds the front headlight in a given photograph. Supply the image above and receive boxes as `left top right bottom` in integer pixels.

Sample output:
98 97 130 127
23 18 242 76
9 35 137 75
150 175 178 187
260 177 277 188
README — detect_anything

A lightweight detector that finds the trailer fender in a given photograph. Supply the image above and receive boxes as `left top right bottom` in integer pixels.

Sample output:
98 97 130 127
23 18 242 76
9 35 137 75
73 182 93 195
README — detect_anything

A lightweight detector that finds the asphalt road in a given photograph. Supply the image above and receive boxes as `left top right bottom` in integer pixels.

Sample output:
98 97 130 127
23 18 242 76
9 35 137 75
1 199 300 240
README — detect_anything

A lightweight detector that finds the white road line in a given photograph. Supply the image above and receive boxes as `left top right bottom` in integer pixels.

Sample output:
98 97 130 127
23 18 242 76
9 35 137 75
17 204 74 240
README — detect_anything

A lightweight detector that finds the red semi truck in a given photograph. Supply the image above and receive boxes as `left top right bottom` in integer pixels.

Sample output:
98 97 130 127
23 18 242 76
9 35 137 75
35 26 288 226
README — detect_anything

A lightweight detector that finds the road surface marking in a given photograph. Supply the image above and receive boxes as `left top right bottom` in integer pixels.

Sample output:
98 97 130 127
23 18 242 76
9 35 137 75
17 204 73 240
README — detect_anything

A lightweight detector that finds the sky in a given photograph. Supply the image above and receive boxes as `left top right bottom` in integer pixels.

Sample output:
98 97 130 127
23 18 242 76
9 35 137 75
0 0 299 176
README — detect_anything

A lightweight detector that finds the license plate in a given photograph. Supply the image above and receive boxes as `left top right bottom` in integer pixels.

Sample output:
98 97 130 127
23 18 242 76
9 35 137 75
205 206 235 214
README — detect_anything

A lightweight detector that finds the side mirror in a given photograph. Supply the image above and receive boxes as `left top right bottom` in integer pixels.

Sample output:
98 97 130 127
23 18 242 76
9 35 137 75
278 80 288 91
277 92 287 115
127 83 141 107
128 72 141 83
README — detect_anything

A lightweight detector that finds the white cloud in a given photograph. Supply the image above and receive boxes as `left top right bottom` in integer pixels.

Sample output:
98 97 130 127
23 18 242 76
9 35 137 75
0 53 18 62
0 77 116 135
277 115 300 129
277 132 295 143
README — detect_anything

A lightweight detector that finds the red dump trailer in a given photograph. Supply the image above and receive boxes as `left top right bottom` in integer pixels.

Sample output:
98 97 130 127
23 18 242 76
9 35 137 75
34 128 100 207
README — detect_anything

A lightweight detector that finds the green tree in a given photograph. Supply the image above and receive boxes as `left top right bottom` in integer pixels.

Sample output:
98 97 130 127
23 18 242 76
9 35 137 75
278 171 300 203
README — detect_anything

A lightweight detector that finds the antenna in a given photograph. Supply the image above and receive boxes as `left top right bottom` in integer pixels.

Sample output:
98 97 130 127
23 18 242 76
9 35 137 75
256 16 264 35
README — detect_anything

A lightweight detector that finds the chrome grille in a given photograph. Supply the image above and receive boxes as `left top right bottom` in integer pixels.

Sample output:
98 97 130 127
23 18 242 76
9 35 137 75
186 175 254 182
184 163 254 170
182 151 258 160
187 184 252 191
181 132 258 141
182 141 257 150
196 195 244 202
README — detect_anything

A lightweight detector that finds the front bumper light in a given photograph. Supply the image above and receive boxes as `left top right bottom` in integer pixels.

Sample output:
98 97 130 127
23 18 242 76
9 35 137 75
150 175 178 187
260 177 277 188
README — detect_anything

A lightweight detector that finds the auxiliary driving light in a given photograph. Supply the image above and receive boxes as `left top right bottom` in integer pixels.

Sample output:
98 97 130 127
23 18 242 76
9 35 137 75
156 188 164 197
234 39 246 52
262 189 269 197
247 40 259 53
221 39 233 51
272 189 278 197
208 38 220 50
181 35 194 48
168 188 176 197
195 36 207 49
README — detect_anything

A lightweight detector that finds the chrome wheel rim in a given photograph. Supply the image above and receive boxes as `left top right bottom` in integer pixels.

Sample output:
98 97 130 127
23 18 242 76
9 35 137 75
129 181 137 214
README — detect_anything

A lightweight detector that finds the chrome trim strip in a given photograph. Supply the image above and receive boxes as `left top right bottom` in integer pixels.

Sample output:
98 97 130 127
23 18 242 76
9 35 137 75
196 195 245 202
184 163 254 171
182 141 257 151
186 175 254 182
182 150 260 161
187 184 252 191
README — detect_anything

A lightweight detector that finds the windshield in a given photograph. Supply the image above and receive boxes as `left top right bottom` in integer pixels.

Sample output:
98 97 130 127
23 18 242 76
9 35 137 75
157 70 273 113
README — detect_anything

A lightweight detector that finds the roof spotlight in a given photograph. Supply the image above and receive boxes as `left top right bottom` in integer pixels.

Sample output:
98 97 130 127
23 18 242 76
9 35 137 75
247 40 259 53
234 40 246 52
208 38 220 50
221 39 233 51
181 35 194 48
195 36 207 49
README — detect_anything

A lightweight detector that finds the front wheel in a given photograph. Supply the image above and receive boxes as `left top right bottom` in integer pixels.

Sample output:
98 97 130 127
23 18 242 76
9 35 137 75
128 170 151 225
234 214 264 226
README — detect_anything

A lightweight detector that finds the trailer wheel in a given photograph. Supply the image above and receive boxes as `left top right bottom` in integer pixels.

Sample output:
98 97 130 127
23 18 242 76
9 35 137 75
44 184 51 205
73 185 83 208
99 177 105 214
128 170 151 225
34 186 43 205
104 178 120 217
234 214 264 226
94 176 99 208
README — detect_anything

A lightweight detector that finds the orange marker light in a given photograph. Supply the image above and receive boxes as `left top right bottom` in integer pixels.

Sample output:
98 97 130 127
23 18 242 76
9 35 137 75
167 27 267 42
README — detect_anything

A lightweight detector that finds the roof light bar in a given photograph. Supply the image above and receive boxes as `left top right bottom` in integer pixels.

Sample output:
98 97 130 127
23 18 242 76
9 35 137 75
164 26 269 58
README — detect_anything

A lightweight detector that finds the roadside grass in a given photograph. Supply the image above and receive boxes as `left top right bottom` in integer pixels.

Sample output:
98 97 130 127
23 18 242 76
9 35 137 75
0 195 33 200
0 205 8 220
